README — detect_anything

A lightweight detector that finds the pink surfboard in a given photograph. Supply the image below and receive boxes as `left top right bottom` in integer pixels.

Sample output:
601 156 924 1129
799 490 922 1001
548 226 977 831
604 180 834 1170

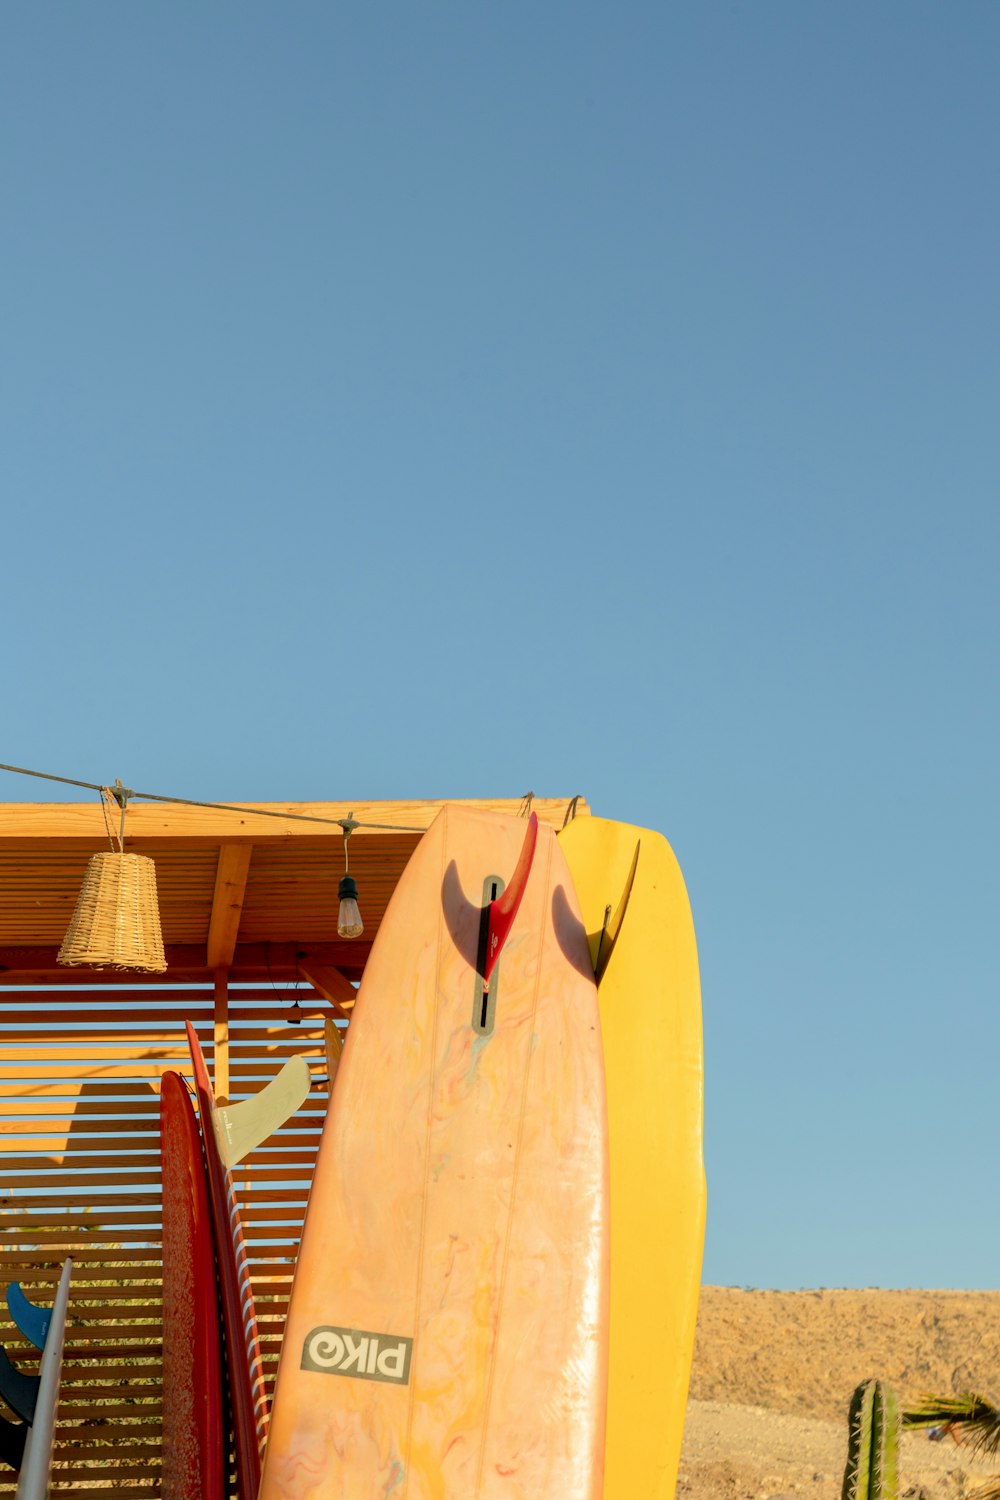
260 805 609 1499
159 1071 225 1500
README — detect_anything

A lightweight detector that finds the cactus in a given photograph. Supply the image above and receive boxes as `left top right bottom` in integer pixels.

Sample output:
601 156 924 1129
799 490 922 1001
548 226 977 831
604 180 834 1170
842 1379 901 1500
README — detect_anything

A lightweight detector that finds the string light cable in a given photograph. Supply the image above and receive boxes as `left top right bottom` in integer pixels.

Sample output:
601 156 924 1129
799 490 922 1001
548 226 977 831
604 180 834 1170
0 761 428 835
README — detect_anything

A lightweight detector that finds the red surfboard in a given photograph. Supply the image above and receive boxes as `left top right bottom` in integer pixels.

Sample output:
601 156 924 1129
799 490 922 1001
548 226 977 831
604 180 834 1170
185 1022 268 1500
159 1071 225 1500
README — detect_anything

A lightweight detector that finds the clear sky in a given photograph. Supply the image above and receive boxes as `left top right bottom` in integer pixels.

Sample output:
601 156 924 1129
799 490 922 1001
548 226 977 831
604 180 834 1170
2 5 998 1290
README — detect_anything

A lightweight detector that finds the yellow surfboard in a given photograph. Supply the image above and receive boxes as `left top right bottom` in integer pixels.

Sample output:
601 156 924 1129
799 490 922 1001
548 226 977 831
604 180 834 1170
261 807 609 1499
559 815 706 1500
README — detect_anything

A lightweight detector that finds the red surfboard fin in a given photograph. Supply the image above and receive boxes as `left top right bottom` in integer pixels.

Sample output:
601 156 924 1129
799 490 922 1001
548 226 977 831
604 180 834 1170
591 839 640 984
481 812 538 990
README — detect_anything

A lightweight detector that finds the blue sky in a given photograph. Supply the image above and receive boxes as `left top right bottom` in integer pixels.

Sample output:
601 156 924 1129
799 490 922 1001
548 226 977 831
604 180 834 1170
2 5 998 1289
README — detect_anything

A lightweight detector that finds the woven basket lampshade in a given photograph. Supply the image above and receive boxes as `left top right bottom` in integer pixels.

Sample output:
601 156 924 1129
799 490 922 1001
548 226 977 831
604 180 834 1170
57 851 167 973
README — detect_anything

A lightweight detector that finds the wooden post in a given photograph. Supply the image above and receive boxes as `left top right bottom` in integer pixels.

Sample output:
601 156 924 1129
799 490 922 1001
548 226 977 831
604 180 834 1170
214 968 230 1101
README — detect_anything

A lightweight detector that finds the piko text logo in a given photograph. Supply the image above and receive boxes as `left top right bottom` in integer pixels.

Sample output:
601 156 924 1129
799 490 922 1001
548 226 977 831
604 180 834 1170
301 1326 413 1385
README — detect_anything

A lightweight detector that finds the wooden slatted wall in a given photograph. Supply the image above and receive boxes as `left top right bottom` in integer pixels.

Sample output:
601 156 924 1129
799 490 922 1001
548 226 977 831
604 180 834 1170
0 985 334 1496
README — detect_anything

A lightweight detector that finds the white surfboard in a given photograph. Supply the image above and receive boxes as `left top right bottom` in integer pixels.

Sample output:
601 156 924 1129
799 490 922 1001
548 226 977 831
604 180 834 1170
16 1257 72 1500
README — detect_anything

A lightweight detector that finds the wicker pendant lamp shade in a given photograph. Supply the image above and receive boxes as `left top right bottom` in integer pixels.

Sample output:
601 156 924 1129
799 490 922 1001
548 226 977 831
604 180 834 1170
57 787 167 973
57 851 167 973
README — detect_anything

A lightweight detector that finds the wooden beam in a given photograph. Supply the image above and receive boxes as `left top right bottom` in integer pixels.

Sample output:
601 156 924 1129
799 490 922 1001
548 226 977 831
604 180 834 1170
298 962 357 1022
0 797 589 847
206 843 253 969
0 794 593 992
0 942 372 986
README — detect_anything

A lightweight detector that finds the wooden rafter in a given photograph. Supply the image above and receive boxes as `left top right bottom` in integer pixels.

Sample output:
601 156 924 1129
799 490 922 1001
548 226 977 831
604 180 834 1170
206 842 253 970
299 961 357 1022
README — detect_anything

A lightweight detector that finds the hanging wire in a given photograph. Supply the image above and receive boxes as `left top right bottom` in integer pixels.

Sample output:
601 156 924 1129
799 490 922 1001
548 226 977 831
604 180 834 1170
126 788 424 834
112 781 129 847
0 762 103 795
0 761 426 833
264 941 302 1023
99 787 123 853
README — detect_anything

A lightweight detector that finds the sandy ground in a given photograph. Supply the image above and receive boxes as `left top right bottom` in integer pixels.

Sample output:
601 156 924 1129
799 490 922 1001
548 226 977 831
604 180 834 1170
678 1288 1000 1499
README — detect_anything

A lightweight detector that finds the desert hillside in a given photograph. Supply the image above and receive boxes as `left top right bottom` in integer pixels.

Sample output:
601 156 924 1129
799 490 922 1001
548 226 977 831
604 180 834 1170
679 1287 1000 1500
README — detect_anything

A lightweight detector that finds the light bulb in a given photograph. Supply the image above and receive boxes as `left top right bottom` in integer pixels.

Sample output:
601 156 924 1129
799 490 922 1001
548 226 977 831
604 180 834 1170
337 874 363 939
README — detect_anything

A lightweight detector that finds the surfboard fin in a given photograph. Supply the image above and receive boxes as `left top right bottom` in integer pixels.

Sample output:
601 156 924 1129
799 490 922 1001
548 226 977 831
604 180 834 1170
481 812 538 990
216 1055 312 1167
0 1347 39 1426
0 1409 26 1473
5 1286 50 1354
323 1018 344 1090
590 839 640 984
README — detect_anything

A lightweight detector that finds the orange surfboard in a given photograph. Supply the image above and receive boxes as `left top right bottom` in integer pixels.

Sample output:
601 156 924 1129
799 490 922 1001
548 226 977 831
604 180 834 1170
260 805 609 1499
